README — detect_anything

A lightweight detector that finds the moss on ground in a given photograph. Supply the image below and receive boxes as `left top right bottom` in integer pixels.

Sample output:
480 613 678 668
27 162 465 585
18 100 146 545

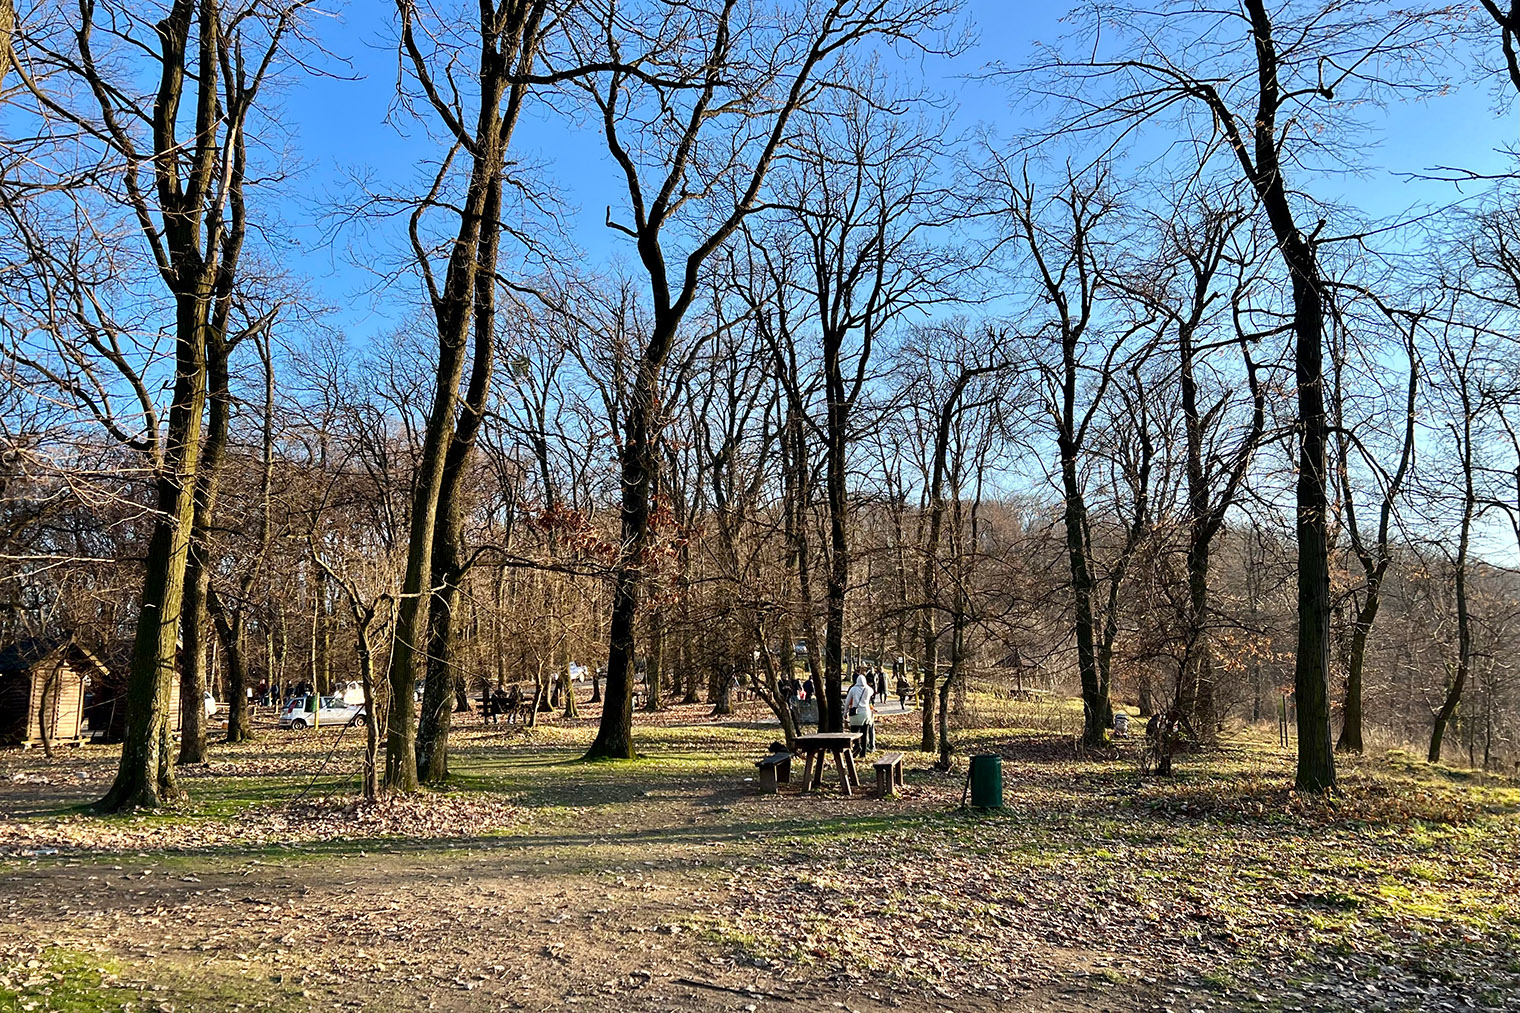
0 945 301 1013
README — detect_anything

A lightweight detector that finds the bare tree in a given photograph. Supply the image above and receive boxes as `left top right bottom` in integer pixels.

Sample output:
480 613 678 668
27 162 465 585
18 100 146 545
1037 0 1454 788
385 0 557 789
769 74 959 736
1426 316 1487 763
577 0 958 759
13 0 312 809
987 163 1151 747
899 322 1007 758
1122 196 1265 747
1328 295 1419 753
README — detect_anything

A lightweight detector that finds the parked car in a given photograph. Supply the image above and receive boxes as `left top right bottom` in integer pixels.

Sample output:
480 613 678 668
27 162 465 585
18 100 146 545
277 695 365 730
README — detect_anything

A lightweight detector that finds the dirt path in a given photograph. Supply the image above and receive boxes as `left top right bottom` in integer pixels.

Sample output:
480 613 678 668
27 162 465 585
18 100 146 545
2 806 1169 1013
1 729 1182 1012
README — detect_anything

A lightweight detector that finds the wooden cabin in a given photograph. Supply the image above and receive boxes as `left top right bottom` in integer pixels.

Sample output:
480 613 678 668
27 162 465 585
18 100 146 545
0 637 107 748
84 654 182 744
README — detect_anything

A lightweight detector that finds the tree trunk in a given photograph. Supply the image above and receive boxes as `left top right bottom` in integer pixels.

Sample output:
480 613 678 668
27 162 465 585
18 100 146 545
1179 546 1214 740
1431 419 1475 763
206 585 250 744
178 553 211 765
561 620 580 719
821 333 850 736
1059 435 1109 747
177 343 236 765
1336 590 1380 754
936 626 961 770
1228 0 1336 792
1287 256 1336 792
356 616 381 802
710 661 734 716
754 640 798 749
97 295 206 811
643 616 663 712
417 572 461 784
587 316 675 760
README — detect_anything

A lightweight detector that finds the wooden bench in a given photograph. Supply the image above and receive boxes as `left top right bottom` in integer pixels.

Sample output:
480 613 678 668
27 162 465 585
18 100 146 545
754 752 792 793
872 752 905 795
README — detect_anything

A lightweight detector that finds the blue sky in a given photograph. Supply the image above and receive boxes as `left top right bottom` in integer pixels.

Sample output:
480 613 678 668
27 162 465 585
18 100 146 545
277 1 1513 343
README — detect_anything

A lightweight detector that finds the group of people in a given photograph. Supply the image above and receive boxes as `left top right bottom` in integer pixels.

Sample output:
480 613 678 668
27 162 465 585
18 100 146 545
854 662 919 711
255 681 312 707
481 684 528 725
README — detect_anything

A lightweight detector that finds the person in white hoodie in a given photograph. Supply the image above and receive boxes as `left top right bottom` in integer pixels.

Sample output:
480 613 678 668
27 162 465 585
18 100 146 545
845 674 875 756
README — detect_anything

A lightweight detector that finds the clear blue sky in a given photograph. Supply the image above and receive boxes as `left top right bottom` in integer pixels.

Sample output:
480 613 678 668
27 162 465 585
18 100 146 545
277 2 1511 343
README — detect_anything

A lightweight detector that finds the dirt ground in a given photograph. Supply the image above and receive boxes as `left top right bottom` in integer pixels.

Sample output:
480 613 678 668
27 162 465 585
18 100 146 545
3 700 1517 1012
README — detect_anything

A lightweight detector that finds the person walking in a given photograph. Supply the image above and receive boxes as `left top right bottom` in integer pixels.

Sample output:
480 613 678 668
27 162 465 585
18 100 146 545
846 674 875 757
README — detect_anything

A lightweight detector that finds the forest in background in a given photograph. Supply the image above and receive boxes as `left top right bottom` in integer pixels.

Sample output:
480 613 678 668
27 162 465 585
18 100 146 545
2 0 1520 808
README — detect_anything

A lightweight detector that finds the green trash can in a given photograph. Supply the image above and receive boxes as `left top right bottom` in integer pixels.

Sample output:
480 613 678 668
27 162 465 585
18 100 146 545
968 753 1003 809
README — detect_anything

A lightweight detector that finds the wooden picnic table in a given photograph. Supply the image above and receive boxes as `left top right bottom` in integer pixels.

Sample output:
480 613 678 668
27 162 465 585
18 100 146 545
791 732 862 796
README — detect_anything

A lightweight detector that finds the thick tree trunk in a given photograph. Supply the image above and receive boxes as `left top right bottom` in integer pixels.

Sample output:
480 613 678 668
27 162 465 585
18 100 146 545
98 296 206 811
386 398 460 788
1277 254 1334 790
589 562 639 758
178 345 234 765
587 315 675 760
1179 548 1214 740
417 575 460 783
821 337 850 735
1059 439 1108 747
178 554 211 765
1287 262 1336 792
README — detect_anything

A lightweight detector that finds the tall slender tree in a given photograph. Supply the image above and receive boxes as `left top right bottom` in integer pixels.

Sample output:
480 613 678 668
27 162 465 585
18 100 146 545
580 0 958 759
386 0 555 789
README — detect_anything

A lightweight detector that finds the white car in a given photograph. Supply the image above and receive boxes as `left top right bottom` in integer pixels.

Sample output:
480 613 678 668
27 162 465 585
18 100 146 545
278 695 365 730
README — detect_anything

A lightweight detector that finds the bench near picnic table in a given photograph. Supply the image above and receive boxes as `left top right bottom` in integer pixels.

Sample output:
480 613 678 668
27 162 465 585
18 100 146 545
754 751 792 793
872 752 904 795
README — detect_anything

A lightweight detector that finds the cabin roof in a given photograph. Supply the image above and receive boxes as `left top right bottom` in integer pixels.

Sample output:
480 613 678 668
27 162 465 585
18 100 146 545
0 636 110 681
